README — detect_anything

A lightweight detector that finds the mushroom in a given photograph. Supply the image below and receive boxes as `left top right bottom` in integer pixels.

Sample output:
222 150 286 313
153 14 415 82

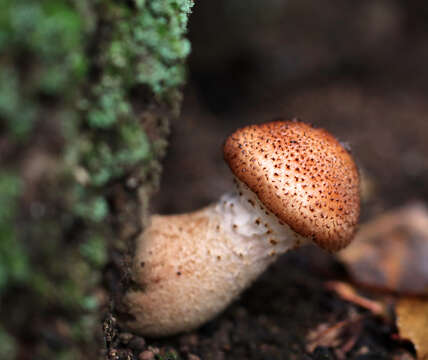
123 120 360 336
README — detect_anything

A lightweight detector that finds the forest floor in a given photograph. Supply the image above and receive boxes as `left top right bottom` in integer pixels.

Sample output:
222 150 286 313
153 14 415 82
112 2 428 359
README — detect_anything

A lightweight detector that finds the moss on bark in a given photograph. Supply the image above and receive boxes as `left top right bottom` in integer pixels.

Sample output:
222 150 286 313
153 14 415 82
0 0 193 358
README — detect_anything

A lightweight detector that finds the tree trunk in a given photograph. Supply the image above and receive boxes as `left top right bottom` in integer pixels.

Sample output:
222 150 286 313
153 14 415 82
0 0 193 358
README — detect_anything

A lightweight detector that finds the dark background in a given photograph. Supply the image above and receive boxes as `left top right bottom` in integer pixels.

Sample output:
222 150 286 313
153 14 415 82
155 0 428 222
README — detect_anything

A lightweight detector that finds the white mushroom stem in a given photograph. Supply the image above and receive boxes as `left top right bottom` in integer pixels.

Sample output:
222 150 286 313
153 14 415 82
123 179 308 336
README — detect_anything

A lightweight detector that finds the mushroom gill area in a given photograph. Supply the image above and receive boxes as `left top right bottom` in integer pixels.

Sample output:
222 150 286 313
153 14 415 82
216 178 309 261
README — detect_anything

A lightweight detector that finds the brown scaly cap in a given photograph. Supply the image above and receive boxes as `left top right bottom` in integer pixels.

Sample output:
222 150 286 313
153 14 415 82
223 120 360 251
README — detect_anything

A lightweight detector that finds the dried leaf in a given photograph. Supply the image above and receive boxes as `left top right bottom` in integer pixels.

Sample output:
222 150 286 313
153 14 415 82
338 203 428 294
396 297 428 360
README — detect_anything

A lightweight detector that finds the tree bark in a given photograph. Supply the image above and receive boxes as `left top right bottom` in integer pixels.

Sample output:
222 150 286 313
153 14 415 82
0 0 193 358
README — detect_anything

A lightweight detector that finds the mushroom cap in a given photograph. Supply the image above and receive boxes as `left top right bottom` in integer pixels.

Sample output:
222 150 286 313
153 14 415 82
223 120 360 251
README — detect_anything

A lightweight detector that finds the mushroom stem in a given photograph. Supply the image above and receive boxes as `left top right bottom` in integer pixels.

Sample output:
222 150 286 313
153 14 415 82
123 179 306 336
122 120 360 337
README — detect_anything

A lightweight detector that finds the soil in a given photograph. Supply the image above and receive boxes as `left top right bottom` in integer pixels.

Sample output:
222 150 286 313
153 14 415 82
111 1 428 359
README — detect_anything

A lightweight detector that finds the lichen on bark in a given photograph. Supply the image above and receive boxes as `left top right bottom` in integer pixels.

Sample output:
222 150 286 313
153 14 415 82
0 0 193 358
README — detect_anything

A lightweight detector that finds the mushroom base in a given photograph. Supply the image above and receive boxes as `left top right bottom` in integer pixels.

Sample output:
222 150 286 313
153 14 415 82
123 186 307 336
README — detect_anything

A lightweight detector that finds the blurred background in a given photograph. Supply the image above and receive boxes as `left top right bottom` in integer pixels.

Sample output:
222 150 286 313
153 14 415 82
156 0 428 222
2 1 428 359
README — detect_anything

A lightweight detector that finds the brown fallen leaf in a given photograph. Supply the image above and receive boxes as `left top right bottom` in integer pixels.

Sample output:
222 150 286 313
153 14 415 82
396 297 428 360
338 202 428 294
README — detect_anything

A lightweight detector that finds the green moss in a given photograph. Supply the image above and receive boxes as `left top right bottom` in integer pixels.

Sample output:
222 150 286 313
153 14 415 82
0 0 87 140
0 174 24 357
78 0 194 187
122 0 193 94
78 120 152 187
2 0 86 73
73 191 109 222
0 173 29 293
80 235 108 268
0 0 194 357
0 327 17 359
0 67 37 139
156 351 180 360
